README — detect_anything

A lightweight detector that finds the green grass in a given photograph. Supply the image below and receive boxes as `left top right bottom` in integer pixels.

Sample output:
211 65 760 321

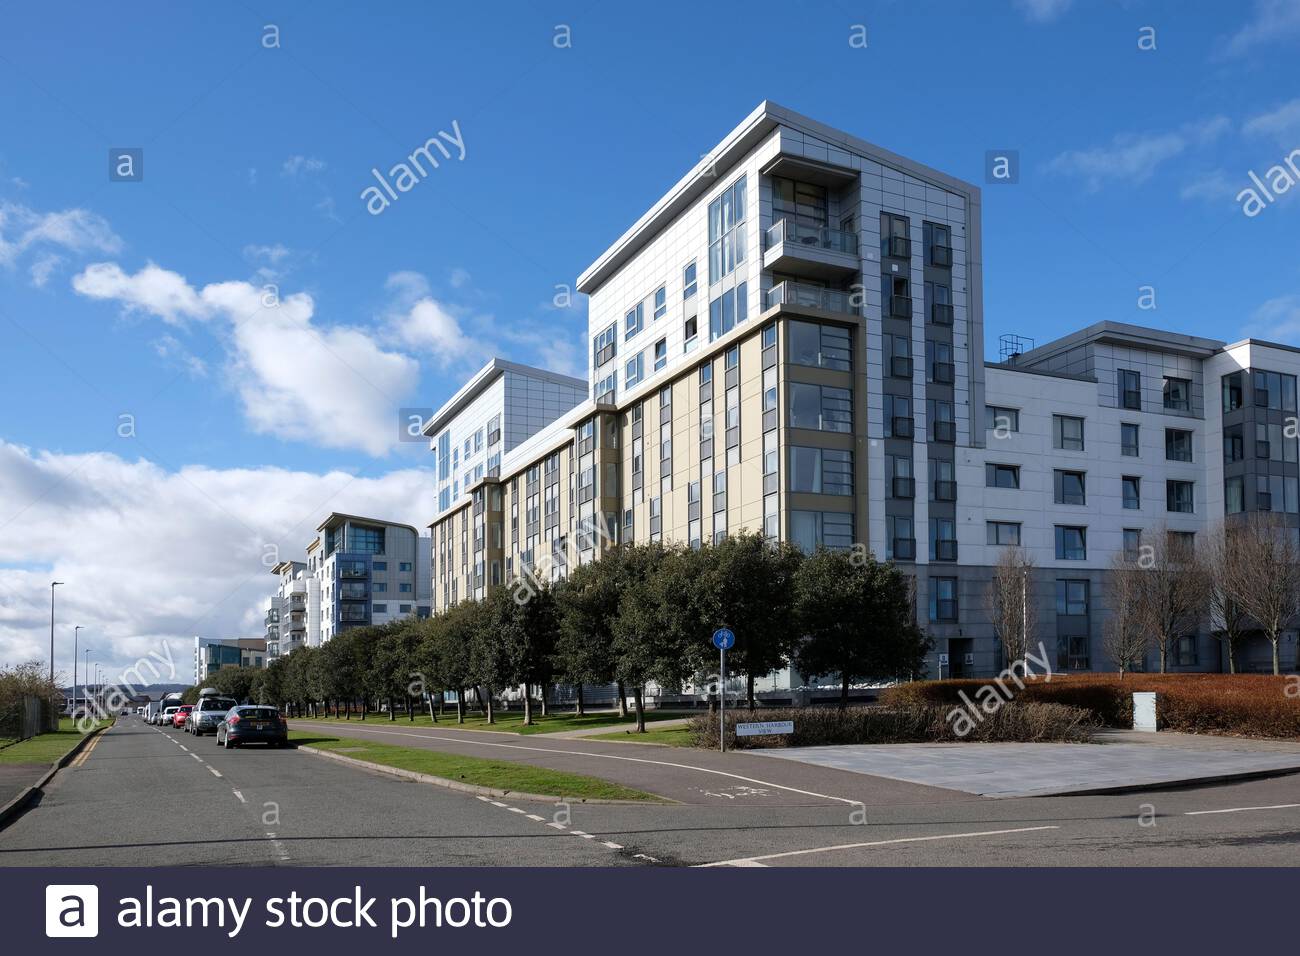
288 730 660 801
0 717 110 764
587 725 695 747
301 708 689 736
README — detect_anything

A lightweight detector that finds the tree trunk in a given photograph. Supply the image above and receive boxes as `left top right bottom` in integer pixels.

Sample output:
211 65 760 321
839 674 849 709
747 673 756 711
1228 640 1237 674
1272 631 1281 675
539 684 549 717
617 681 627 718
633 684 645 733
485 690 495 725
473 685 487 714
522 684 533 726
1158 644 1168 674
427 694 436 722
575 685 585 716
456 688 464 724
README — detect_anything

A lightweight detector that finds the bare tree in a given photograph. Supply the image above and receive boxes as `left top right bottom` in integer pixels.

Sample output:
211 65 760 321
1103 553 1149 676
988 547 1035 669
1225 513 1300 675
1132 525 1205 673
1200 521 1253 673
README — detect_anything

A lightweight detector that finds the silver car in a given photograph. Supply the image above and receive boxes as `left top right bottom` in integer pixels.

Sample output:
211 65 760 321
187 694 237 736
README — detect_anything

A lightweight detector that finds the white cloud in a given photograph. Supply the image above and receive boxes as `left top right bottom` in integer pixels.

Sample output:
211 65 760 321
281 155 326 178
0 441 438 680
1015 0 1071 23
243 243 291 265
1243 98 1300 143
28 253 62 288
1046 117 1232 190
1247 294 1300 342
152 334 207 378
0 202 121 278
382 270 483 370
1180 170 1239 203
73 263 420 456
1219 0 1300 58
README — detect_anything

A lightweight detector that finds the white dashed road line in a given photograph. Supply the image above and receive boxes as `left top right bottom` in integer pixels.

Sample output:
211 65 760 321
232 790 246 803
207 766 223 778
1185 803 1300 816
473 792 638 860
698 825 1063 867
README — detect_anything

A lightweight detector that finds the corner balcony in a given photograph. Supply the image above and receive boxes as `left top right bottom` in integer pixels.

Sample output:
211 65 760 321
763 218 859 281
764 280 861 319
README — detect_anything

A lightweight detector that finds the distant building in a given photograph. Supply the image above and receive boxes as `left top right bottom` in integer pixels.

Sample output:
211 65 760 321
194 637 268 685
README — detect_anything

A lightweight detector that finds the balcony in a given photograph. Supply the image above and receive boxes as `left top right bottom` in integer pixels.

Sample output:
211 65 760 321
933 480 958 502
891 416 914 439
892 538 916 561
929 244 952 267
264 610 280 626
763 218 860 280
765 280 860 317
932 420 956 443
886 235 911 260
931 362 955 385
890 356 913 379
930 302 953 325
934 539 958 561
891 476 915 499
888 295 913 319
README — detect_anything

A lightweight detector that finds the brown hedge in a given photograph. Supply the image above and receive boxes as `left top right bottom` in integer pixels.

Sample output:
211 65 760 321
687 702 1096 749
880 674 1300 738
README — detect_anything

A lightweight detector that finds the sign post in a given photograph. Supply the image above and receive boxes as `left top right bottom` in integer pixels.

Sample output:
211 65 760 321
712 628 735 753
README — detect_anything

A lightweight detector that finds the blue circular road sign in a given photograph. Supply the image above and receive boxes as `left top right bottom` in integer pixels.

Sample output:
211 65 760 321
713 628 736 650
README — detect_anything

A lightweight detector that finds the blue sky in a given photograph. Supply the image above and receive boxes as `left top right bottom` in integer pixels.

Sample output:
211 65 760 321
2 0 1299 675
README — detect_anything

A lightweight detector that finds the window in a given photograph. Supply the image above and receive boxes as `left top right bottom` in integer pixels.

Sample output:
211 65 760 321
881 213 910 258
1224 426 1244 463
708 176 747 283
1053 414 1084 451
373 582 387 593
1163 376 1191 411
789 510 854 553
399 561 412 572
625 301 644 340
790 447 853 495
1055 525 1087 560
930 577 958 621
885 274 912 318
789 320 851 371
929 399 956 443
1165 428 1192 462
625 352 644 388
1056 579 1089 616
593 323 617 367
653 286 667 322
885 333 912 378
1225 475 1245 514
931 458 956 501
789 383 852 432
773 176 828 228
884 394 912 439
1118 369 1141 410
927 340 954 384
654 338 667 371
924 221 952 267
986 463 1020 489
985 405 1019 433
593 371 617 404
1252 369 1298 411
986 521 1021 546
683 261 698 300
1123 528 1142 560
889 454 914 498
1175 634 1199 667
372 603 387 614
925 280 953 325
930 517 957 561
887 515 915 560
372 561 387 571
1167 480 1194 513
1122 476 1141 510
708 282 748 341
1054 469 1086 505
1223 372 1243 412
1121 422 1140 457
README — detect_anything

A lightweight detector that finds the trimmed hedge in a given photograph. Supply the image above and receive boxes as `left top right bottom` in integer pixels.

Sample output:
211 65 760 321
881 674 1300 739
687 702 1097 749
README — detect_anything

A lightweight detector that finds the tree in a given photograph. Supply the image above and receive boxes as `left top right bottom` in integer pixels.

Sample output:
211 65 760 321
491 582 559 726
987 547 1035 668
1201 521 1253 673
555 549 630 716
1226 514 1300 675
468 592 510 724
209 665 257 702
793 548 930 706
1103 554 1149 676
695 532 802 710
612 543 707 732
1132 525 1205 673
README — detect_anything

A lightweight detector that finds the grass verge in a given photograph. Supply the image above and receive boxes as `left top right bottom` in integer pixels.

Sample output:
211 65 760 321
287 730 659 801
587 726 694 747
299 709 690 736
0 718 111 764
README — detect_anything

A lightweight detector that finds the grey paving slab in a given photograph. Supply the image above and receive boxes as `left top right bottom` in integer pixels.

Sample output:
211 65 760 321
751 742 1300 798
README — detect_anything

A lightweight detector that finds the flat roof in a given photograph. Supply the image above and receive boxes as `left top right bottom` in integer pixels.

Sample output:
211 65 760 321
420 357 586 439
1015 320 1226 364
577 99 982 294
315 512 421 538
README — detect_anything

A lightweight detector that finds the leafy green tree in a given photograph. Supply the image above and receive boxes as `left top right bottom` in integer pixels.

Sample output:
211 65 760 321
696 531 803 709
210 666 257 702
793 548 930 706
555 559 621 715
490 582 559 726
467 593 510 724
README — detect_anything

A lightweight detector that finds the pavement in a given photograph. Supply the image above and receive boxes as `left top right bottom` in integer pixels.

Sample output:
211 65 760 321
0 764 49 812
752 739 1300 797
4 715 1300 867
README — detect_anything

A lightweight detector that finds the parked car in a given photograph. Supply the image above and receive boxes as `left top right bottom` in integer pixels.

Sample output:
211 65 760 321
171 704 193 729
159 705 180 726
216 706 288 749
187 691 237 736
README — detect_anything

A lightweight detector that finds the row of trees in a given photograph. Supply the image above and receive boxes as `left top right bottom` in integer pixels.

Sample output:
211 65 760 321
244 533 930 730
990 516 1300 675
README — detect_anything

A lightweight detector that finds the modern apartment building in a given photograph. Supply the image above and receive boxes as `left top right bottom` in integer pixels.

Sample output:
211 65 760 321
266 559 318 659
308 513 431 644
194 637 268 685
425 101 1300 680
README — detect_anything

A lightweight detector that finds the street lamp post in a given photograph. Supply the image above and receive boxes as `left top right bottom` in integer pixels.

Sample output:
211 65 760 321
83 649 91 713
49 581 64 685
73 626 83 713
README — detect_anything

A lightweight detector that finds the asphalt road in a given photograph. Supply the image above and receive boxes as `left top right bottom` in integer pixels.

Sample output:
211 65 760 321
3 715 1300 866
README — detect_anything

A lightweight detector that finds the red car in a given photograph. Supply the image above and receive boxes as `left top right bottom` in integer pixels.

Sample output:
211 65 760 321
172 704 193 729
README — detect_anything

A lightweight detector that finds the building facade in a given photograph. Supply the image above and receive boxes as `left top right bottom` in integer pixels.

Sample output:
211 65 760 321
193 637 268 685
266 559 318 659
425 101 1300 680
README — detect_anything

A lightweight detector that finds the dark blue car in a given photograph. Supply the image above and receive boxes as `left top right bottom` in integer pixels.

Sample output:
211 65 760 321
216 705 288 748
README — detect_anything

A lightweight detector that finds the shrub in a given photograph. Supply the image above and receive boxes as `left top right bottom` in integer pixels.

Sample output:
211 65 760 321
687 702 1096 749
881 674 1300 739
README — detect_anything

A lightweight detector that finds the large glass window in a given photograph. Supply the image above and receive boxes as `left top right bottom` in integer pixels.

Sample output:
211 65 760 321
1166 480 1195 513
986 463 1020 489
1223 372 1243 412
790 510 854 553
1054 415 1084 451
348 526 384 553
772 176 828 229
985 406 1020 432
1225 476 1245 514
683 261 698 301
1165 428 1193 462
708 176 747 283
592 323 617 368
625 352 644 388
1055 579 1089 615
788 320 851 371
1121 422 1140 457
708 282 748 341
625 301 644 340
789 384 851 433
1118 369 1141 410
930 577 958 622
1122 476 1141 510
1163 376 1191 411
789 446 853 495
986 521 1021 545
1252 369 1298 411
1054 469 1086 505
1055 526 1086 560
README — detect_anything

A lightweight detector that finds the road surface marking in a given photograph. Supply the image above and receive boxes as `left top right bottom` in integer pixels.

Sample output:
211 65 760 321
698 826 1062 867
293 722 860 806
191 754 203 762
265 831 290 861
546 822 567 829
602 841 623 850
232 790 246 803
526 814 545 822
179 745 188 752
1185 803 1300 816
490 800 507 807
508 806 527 814
207 766 223 778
